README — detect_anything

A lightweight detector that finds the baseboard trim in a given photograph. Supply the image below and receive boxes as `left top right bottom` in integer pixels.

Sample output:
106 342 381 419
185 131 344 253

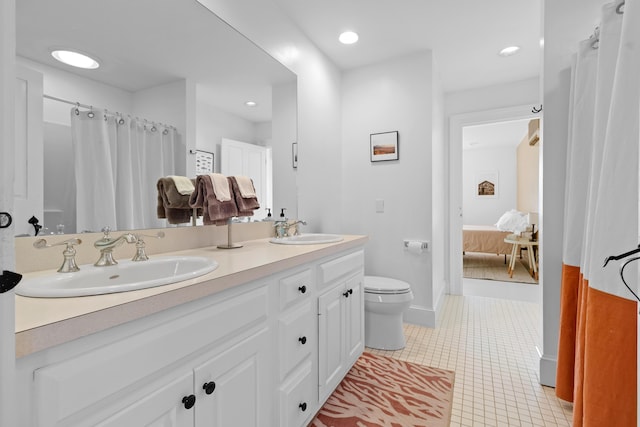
539 354 557 387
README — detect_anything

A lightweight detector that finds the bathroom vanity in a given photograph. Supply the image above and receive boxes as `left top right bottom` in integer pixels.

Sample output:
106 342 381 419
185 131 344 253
14 235 366 427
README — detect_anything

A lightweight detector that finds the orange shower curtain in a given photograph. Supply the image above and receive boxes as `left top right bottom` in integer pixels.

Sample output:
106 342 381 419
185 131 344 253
556 2 638 426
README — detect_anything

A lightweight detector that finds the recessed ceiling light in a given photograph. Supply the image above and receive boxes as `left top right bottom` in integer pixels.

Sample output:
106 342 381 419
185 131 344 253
245 101 257 107
51 49 100 69
339 31 359 45
498 46 520 57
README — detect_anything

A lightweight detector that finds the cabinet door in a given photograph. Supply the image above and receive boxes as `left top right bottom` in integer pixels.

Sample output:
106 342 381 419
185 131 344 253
96 371 194 427
194 328 270 427
317 283 346 402
345 274 364 365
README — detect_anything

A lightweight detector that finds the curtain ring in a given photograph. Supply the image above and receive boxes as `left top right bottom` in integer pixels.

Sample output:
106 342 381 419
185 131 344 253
616 1 625 14
151 124 157 132
87 106 95 119
74 102 80 116
163 128 169 135
118 115 125 125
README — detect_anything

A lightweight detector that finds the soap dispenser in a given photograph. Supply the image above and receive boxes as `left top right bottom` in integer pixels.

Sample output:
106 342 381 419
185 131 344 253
262 208 273 222
274 208 288 238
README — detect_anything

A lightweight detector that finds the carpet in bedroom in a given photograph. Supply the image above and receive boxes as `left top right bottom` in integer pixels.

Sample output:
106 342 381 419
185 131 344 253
463 252 537 284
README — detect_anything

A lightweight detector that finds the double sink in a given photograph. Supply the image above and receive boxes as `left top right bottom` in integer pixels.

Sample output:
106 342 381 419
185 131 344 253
17 234 343 298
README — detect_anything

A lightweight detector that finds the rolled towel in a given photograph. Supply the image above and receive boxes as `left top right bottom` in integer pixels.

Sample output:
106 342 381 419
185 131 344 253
234 175 257 198
189 175 238 225
208 173 232 202
168 175 195 195
229 176 260 216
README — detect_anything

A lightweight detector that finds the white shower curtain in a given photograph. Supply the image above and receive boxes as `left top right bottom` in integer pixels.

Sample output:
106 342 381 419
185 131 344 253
556 1 639 426
71 108 180 233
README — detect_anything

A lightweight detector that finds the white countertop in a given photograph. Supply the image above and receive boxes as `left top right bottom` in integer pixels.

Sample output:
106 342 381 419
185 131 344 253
15 235 367 358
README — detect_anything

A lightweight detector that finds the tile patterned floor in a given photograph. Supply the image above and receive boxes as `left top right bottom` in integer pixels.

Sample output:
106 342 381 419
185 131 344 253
367 295 574 426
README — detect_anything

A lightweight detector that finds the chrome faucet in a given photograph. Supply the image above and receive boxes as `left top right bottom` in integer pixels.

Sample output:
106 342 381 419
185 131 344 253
33 238 82 273
287 220 307 236
131 231 165 261
94 227 137 266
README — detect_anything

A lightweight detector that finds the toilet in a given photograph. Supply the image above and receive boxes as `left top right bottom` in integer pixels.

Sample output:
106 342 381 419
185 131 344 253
364 276 414 350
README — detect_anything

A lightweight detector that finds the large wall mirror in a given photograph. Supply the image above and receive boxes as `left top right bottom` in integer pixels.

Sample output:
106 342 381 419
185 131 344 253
15 0 297 236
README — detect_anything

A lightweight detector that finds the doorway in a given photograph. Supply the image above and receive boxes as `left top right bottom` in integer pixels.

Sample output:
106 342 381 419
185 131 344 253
449 105 541 298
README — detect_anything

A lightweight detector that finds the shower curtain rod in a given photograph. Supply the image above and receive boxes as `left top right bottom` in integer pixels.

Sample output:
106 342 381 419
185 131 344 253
42 94 177 129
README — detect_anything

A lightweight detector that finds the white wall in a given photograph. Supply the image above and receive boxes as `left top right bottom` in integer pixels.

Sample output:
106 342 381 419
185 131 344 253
271 81 298 219
462 146 517 225
341 51 437 326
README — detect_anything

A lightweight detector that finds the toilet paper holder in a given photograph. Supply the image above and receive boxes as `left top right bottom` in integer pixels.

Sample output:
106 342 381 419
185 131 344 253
403 240 428 250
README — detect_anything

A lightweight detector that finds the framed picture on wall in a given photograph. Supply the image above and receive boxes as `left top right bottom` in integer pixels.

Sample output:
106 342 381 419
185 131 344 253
195 150 214 174
475 170 499 198
370 131 399 162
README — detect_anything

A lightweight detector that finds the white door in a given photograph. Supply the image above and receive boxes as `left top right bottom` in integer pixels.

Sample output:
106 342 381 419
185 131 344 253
344 274 364 365
13 65 43 236
220 138 272 219
1 4 17 425
317 284 346 402
193 329 269 427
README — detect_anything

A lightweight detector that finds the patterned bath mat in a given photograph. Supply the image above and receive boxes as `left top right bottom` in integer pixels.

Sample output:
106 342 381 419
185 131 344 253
309 352 455 427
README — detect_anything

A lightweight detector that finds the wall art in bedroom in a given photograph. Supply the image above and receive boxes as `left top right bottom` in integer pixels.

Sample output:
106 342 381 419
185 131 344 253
476 170 499 198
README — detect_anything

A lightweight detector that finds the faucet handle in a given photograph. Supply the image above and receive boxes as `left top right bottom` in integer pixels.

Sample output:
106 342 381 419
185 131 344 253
131 232 165 261
101 226 111 237
33 238 82 273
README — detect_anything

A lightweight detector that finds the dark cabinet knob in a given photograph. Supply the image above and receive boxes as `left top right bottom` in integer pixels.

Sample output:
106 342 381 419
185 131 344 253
349 288 353 295
343 290 350 298
298 336 307 345
203 381 216 395
299 402 307 412
182 394 196 409
298 285 307 294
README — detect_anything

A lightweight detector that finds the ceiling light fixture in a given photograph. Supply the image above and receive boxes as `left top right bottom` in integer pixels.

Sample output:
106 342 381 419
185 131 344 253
51 49 100 69
498 46 520 57
245 101 257 107
339 31 359 45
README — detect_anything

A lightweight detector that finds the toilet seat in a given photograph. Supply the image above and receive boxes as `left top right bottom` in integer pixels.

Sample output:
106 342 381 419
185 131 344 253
364 276 411 295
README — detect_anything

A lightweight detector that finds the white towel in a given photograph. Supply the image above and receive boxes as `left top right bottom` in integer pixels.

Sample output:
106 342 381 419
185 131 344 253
234 176 256 198
168 175 195 195
208 173 232 202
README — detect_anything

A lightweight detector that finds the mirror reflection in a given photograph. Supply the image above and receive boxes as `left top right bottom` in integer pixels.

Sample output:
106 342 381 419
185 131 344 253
15 0 297 236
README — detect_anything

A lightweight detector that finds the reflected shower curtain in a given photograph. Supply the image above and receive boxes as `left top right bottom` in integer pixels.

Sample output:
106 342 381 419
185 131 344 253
556 2 639 426
71 109 180 232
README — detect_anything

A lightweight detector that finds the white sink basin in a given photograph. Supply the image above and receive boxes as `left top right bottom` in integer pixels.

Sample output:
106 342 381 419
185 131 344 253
269 233 344 245
16 256 219 298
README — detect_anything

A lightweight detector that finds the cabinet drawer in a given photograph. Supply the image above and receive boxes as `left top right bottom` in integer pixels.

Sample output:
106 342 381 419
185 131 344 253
279 361 314 427
279 301 313 380
318 250 364 289
279 268 312 310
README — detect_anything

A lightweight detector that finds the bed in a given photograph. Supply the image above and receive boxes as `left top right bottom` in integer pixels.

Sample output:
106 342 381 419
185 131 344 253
463 225 513 256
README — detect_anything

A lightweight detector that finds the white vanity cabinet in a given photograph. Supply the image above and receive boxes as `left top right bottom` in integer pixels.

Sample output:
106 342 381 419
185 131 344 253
24 284 271 427
317 250 365 403
15 243 366 427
